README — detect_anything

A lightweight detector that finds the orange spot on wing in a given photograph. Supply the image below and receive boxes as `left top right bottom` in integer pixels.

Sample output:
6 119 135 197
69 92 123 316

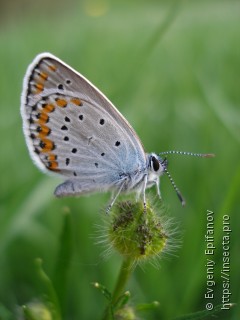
56 98 67 108
39 72 48 80
46 153 59 171
37 112 49 124
40 138 55 152
48 160 59 171
71 98 83 106
48 154 57 161
42 104 55 113
37 124 51 138
48 64 57 72
35 83 44 93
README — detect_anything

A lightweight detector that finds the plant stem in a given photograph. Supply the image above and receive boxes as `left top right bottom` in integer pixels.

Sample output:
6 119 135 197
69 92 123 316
112 257 133 303
102 257 134 320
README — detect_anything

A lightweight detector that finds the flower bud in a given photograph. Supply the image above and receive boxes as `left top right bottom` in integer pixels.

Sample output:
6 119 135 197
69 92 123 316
22 301 52 320
115 305 136 320
108 200 169 263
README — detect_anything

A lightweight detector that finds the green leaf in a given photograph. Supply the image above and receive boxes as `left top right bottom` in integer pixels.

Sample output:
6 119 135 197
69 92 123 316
92 282 112 301
35 259 61 320
113 291 131 310
135 301 160 312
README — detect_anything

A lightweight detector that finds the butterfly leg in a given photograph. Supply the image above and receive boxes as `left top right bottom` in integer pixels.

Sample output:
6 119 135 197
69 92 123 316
155 178 162 200
106 178 127 214
142 174 148 213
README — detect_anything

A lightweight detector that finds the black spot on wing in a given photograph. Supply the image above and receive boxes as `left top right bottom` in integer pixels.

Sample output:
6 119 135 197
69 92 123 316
65 116 71 122
115 141 120 147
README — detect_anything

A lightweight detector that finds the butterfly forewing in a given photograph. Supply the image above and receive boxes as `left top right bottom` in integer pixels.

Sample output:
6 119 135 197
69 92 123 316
21 53 147 193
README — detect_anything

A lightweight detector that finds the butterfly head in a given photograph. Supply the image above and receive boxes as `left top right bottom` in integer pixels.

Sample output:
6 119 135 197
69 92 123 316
148 153 167 176
147 152 185 206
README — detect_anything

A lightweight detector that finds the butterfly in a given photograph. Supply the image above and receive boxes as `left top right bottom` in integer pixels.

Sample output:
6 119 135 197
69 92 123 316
21 53 214 211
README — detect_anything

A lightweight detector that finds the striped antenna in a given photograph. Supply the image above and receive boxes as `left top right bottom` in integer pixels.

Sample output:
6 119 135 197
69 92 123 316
159 150 214 205
164 168 186 207
159 151 215 158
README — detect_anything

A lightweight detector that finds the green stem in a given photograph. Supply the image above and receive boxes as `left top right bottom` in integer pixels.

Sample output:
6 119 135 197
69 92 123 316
112 258 133 303
102 257 134 320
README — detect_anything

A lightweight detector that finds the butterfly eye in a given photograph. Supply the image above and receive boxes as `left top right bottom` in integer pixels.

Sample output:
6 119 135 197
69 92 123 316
151 156 160 172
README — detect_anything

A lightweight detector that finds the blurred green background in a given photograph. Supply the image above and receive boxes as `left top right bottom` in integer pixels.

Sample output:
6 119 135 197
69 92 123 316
0 0 239 319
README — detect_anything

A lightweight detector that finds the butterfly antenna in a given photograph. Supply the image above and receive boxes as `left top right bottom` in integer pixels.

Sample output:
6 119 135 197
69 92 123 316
159 151 214 206
164 169 186 207
159 151 215 158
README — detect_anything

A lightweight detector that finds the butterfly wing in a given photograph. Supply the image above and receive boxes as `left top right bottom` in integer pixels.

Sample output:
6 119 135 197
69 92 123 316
21 53 147 196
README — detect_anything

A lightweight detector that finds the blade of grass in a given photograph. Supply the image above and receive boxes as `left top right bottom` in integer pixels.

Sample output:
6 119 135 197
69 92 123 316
196 75 240 145
53 208 73 314
117 0 182 98
0 178 59 253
